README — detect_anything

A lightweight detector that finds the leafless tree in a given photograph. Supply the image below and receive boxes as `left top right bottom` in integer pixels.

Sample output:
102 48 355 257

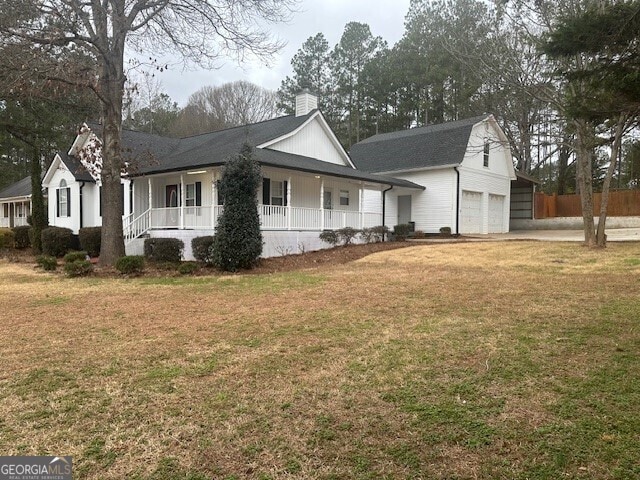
171 81 278 137
0 0 295 265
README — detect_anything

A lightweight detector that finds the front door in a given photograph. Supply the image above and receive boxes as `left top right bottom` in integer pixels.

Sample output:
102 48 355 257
323 190 333 210
165 185 179 227
397 195 412 225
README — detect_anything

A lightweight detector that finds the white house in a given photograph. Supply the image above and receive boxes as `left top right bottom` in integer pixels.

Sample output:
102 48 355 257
0 176 33 228
42 147 133 235
43 92 422 259
350 115 516 235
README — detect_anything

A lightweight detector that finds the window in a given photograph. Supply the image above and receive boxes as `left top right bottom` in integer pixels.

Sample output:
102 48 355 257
186 184 196 207
483 141 490 168
16 203 24 218
323 190 332 210
261 178 288 206
2 204 8 218
57 179 70 217
339 190 350 206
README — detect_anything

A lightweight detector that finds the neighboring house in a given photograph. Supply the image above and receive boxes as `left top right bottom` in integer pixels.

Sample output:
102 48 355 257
44 92 422 259
350 115 516 235
0 176 34 228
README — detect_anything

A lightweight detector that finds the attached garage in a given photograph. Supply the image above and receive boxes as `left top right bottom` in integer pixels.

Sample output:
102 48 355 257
488 194 505 233
461 190 482 234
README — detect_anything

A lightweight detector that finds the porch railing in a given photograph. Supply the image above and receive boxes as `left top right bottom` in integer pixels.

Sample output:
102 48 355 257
133 205 382 232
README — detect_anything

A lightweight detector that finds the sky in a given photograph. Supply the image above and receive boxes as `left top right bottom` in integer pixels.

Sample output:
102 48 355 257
154 0 412 107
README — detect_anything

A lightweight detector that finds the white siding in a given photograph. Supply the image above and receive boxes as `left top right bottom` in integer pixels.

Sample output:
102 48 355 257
266 117 350 166
363 187 383 215
384 169 457 233
47 164 81 233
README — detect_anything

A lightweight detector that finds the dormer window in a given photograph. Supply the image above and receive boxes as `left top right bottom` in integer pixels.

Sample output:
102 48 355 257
483 141 490 168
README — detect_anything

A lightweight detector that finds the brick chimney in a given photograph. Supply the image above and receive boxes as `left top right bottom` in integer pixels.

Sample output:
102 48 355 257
295 90 318 117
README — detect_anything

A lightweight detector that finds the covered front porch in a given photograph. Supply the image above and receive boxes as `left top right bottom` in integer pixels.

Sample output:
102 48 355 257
1 199 31 229
125 166 384 241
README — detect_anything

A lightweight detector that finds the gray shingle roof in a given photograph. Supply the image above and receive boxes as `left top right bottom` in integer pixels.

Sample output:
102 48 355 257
81 112 422 189
0 176 32 199
59 151 95 182
350 115 489 173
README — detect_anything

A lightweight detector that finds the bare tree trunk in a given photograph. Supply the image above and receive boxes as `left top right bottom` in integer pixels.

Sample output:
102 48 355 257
596 114 627 247
574 119 597 247
557 140 571 195
98 37 126 266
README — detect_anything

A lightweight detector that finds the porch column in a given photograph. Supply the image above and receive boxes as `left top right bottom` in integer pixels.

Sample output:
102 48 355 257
211 170 216 229
180 174 185 229
287 176 292 231
359 183 364 229
320 178 325 231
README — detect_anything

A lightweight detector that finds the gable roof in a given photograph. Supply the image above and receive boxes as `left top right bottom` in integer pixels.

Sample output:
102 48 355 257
79 114 423 189
350 115 490 173
0 176 32 200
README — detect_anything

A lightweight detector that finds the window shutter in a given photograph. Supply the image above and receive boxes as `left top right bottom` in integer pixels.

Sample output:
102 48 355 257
129 182 134 215
56 189 60 217
121 183 125 216
262 178 270 205
67 187 71 217
283 181 288 207
195 182 202 206
99 187 102 217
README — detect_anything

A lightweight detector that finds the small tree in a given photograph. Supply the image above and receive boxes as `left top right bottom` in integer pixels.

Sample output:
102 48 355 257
212 144 263 271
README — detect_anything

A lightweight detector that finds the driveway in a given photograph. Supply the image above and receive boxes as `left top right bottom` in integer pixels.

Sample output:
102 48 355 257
484 228 640 242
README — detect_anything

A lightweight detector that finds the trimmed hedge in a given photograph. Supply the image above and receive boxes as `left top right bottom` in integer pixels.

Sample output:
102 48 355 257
191 236 215 265
178 262 198 275
64 260 93 277
393 224 411 241
0 228 15 249
337 227 360 246
144 238 184 263
36 255 57 271
79 227 101 257
41 227 73 257
439 226 452 237
12 226 31 249
64 251 88 263
115 255 145 275
319 229 339 246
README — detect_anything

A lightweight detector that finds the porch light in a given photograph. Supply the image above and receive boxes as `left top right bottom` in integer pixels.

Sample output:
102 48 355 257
187 170 207 175
314 175 321 179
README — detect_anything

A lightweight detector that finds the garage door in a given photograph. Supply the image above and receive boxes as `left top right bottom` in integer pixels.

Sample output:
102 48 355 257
461 190 482 234
489 194 505 233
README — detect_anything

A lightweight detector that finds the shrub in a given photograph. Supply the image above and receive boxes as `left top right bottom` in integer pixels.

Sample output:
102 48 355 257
439 226 452 237
212 144 263 271
337 227 360 246
144 237 184 263
41 227 73 257
64 260 93 277
115 255 145 275
36 255 57 271
64 251 88 263
413 230 426 239
370 225 390 242
79 227 102 257
178 262 198 275
319 229 339 246
12 226 32 249
393 224 411 241
191 236 215 265
0 228 15 249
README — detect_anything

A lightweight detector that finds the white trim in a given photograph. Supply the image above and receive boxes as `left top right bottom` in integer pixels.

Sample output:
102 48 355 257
256 111 356 168
42 154 65 187
67 124 92 156
375 165 457 175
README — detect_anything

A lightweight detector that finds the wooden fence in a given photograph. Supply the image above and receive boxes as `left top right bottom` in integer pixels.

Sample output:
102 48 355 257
534 190 640 218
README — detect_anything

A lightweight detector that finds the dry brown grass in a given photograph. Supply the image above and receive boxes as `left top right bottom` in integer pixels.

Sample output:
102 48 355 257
1 241 639 480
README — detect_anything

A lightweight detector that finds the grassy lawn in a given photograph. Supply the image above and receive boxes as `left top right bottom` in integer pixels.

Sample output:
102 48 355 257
1 241 639 480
